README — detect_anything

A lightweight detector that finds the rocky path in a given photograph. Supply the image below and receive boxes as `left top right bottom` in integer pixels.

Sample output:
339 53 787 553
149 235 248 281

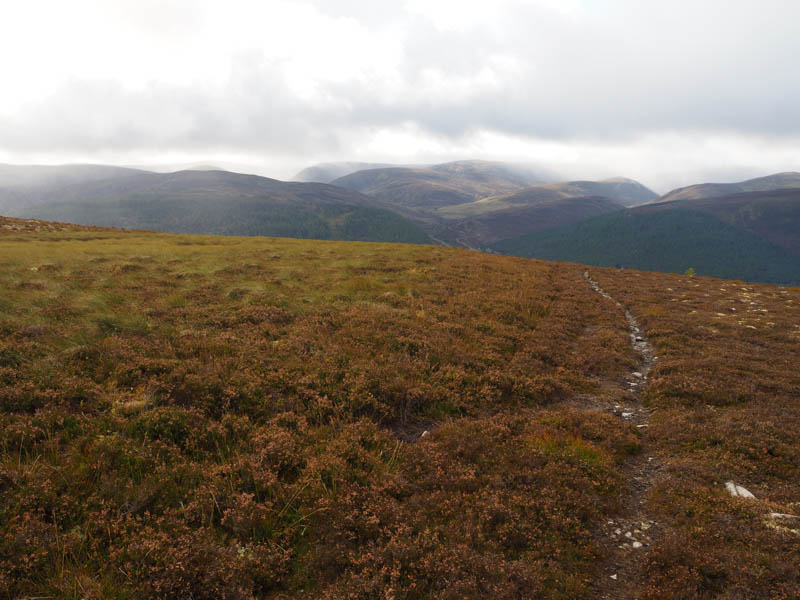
584 271 663 599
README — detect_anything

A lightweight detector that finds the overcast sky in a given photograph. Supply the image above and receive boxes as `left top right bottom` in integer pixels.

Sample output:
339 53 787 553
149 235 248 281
1 0 799 192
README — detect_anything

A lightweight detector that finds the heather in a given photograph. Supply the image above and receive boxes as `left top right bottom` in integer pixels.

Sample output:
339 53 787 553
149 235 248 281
1 227 636 598
1 224 798 598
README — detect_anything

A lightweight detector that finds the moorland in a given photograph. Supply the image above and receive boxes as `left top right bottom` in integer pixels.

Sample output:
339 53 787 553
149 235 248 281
1 219 798 599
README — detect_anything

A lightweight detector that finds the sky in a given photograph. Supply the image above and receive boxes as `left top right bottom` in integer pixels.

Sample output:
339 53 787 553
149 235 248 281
0 0 799 192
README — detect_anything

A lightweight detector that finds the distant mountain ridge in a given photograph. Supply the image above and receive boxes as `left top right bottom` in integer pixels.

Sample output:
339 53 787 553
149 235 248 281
293 162 403 183
6 169 431 244
659 172 800 203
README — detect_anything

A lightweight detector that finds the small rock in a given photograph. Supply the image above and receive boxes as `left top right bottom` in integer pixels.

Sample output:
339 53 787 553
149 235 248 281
615 528 621 535
632 372 643 378
636 424 649 428
632 541 643 549
625 531 632 538
622 412 633 419
419 430 430 440
726 481 756 499
769 513 800 522
610 574 617 580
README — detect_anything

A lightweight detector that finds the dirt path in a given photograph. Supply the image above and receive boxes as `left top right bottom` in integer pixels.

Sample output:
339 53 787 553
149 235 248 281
584 270 663 599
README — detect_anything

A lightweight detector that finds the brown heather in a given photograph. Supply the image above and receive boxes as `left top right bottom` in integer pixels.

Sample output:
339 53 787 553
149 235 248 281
0 224 797 598
591 268 800 599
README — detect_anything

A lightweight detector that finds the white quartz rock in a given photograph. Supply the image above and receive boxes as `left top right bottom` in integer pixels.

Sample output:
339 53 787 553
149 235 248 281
725 481 756 499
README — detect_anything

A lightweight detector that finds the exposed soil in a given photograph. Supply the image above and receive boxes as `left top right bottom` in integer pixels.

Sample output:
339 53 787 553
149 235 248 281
583 270 665 599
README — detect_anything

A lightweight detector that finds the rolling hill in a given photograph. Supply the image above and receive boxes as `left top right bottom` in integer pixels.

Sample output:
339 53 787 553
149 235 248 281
5 169 431 244
493 188 800 284
658 171 800 203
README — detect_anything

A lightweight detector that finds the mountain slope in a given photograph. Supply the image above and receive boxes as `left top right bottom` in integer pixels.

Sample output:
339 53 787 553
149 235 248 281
431 178 655 247
492 189 800 284
331 160 549 212
494 208 800 284
8 170 430 244
659 171 800 203
436 195 624 247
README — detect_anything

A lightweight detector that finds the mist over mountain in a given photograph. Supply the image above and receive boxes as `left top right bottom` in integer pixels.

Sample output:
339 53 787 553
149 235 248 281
293 162 402 183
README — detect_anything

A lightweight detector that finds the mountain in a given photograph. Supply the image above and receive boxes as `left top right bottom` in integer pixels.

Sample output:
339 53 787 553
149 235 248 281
332 164 654 249
7 169 430 244
427 178 654 247
331 160 550 211
293 162 400 183
493 188 800 284
659 171 800 203
540 178 659 207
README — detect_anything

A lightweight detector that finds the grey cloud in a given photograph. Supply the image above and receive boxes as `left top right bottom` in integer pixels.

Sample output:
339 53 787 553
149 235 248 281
1 0 800 173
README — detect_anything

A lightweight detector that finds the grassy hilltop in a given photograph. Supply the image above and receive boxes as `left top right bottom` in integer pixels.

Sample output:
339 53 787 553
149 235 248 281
0 221 798 598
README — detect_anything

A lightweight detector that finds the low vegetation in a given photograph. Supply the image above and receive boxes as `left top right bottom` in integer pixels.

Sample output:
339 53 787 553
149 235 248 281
1 227 638 598
1 224 797 598
594 267 800 598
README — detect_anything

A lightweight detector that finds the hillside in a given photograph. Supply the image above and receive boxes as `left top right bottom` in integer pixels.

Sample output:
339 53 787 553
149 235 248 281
432 178 656 247
1 225 798 598
436 195 624 247
6 170 430 244
331 160 548 211
659 171 800 203
494 189 800 284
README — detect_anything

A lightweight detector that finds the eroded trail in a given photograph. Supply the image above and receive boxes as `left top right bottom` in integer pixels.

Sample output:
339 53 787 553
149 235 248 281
584 271 662 599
